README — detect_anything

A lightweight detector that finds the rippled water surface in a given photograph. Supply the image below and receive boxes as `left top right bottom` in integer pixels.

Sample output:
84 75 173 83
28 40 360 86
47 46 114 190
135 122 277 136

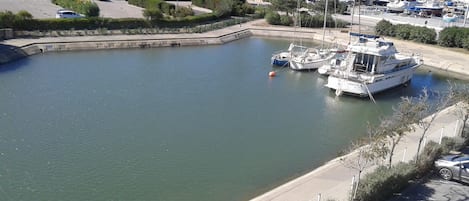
0 37 466 201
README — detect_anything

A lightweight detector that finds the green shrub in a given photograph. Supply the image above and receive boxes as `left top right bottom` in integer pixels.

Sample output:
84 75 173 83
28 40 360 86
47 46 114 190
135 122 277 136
414 141 441 177
438 27 469 48
0 10 34 28
143 8 164 21
16 10 33 20
355 163 417 201
253 7 267 19
300 14 347 28
463 36 469 51
394 24 413 40
280 15 293 26
375 20 394 36
52 0 100 17
409 26 436 44
265 11 281 25
171 7 194 18
11 18 150 31
0 11 17 28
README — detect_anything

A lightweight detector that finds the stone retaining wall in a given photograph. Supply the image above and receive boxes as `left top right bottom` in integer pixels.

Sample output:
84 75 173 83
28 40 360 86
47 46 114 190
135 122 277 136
17 30 252 57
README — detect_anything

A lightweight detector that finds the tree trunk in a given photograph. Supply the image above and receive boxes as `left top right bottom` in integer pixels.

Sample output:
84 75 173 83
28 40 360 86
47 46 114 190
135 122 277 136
415 138 423 162
388 141 396 168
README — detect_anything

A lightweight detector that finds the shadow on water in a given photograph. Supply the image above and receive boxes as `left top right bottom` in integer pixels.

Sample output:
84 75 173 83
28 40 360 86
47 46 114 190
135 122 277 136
0 44 30 73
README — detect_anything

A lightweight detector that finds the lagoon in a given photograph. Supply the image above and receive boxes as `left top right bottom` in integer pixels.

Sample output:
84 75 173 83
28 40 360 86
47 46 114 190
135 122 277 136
0 37 466 201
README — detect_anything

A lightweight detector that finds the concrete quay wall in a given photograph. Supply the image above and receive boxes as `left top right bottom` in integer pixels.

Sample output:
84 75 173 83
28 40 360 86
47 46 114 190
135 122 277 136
16 30 252 57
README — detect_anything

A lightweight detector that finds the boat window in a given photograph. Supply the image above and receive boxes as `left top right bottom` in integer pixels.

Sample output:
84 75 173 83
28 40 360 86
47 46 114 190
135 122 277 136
353 53 374 73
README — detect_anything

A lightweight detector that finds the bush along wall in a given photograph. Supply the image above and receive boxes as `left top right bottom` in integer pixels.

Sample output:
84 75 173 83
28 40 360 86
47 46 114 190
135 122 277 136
265 12 348 28
52 0 100 17
374 20 437 44
438 27 469 50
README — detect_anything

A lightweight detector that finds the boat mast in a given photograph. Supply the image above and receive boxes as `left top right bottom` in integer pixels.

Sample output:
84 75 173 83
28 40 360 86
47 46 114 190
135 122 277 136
295 0 302 45
322 0 329 49
358 0 361 34
349 1 355 43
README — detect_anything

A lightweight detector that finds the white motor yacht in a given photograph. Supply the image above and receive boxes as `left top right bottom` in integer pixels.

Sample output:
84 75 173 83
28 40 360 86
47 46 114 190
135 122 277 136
325 33 423 97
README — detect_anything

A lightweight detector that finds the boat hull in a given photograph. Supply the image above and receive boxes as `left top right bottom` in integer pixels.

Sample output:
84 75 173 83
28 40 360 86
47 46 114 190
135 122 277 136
271 52 291 67
325 65 420 97
290 52 336 71
290 59 328 70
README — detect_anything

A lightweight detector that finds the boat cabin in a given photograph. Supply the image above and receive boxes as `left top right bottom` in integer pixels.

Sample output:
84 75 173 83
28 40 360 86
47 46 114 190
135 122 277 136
347 33 411 74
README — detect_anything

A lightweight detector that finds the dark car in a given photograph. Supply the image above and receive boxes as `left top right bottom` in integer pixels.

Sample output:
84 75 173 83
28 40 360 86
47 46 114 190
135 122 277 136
434 154 469 183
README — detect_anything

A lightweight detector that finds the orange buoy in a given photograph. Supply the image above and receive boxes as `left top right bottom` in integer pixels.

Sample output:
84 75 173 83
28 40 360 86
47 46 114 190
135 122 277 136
268 71 276 77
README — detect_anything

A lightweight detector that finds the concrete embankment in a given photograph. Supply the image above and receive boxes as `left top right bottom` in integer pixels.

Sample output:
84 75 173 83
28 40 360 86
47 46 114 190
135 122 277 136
0 28 253 64
12 29 253 58
0 44 28 64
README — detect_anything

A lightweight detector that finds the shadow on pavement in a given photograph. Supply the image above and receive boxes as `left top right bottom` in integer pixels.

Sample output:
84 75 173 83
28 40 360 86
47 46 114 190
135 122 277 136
387 178 436 201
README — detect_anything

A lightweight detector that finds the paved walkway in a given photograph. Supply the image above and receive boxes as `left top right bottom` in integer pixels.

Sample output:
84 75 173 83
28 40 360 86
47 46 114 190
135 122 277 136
250 104 467 201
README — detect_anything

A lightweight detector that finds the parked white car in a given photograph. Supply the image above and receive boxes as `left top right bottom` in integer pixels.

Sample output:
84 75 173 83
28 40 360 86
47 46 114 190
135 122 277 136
56 9 83 19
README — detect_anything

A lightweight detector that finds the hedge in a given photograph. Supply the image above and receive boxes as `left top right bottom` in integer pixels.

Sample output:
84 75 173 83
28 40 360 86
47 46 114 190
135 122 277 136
374 20 436 44
300 14 348 28
10 18 150 31
438 27 469 49
52 0 99 17
354 162 417 201
2 9 225 31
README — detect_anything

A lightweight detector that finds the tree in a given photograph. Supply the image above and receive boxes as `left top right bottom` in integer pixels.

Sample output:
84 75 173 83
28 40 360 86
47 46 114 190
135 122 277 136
0 11 16 28
270 0 297 16
449 83 469 140
340 124 387 200
414 88 452 162
373 96 419 169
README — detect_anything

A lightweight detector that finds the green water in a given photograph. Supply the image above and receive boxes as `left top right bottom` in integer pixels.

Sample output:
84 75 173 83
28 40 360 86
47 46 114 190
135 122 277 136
0 37 466 201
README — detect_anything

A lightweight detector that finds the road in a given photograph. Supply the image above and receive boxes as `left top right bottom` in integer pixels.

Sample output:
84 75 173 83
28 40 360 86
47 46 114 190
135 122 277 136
334 6 469 32
91 0 143 18
0 0 144 19
0 0 62 19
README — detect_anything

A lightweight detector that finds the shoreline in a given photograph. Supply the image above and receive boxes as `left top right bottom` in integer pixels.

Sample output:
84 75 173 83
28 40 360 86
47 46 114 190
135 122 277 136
1 19 469 78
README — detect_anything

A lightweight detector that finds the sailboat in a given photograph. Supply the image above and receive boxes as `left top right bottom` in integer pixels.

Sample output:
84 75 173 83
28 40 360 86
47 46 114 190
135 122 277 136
271 0 304 67
289 0 338 71
271 43 308 66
